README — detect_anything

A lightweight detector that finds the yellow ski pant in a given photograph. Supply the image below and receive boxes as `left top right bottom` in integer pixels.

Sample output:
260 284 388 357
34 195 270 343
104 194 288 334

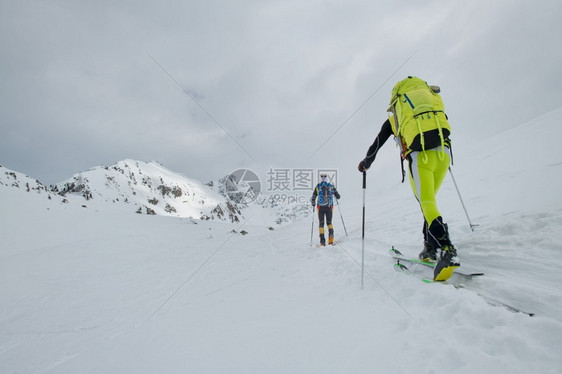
407 147 450 225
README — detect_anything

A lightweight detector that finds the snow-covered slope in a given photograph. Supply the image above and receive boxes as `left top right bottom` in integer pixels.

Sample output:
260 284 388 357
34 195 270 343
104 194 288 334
2 158 314 227
1 108 562 374
0 164 64 203
51 159 243 222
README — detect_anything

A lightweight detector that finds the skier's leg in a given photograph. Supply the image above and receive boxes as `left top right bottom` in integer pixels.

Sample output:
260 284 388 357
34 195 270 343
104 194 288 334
327 206 334 244
318 207 326 245
409 148 459 279
408 148 452 249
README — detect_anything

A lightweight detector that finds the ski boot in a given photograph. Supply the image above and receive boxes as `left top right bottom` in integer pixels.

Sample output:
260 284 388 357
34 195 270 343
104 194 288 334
319 234 326 247
433 245 460 281
418 242 437 262
328 236 334 245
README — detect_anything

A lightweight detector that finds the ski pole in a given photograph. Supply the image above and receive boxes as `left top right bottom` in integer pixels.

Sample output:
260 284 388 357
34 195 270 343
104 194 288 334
361 171 366 289
310 204 315 246
448 167 477 232
336 199 348 237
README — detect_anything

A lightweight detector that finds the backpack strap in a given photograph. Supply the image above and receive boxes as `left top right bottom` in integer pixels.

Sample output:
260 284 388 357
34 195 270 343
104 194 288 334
388 100 407 183
433 112 447 161
414 116 429 164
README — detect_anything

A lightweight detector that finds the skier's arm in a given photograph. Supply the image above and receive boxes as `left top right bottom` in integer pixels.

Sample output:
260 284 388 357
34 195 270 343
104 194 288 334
311 186 318 206
358 119 393 171
333 186 341 200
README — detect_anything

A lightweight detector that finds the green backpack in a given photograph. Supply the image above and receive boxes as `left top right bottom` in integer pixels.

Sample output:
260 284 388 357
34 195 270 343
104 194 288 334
388 76 451 158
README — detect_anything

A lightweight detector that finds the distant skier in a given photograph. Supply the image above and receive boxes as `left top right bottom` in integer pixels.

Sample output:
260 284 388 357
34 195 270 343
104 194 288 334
311 174 341 246
358 76 459 281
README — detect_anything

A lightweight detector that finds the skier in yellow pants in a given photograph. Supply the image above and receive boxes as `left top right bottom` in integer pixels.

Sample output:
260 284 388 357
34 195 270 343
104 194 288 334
358 119 459 280
359 76 461 281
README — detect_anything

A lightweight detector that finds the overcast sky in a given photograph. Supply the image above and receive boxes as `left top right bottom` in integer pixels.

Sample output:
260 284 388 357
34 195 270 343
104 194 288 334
1 0 561 194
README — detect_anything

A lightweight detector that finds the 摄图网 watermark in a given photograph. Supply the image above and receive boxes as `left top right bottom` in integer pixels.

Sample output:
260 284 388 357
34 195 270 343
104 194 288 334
225 168 338 204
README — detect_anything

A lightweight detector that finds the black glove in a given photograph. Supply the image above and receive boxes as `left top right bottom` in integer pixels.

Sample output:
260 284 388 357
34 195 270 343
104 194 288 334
358 160 369 172
310 197 316 207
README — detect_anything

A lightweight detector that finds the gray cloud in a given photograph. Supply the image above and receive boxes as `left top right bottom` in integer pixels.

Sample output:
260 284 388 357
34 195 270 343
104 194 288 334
1 0 561 191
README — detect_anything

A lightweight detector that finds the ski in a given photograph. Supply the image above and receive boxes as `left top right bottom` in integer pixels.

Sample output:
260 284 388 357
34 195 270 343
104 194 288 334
390 248 534 316
390 247 484 280
393 259 435 283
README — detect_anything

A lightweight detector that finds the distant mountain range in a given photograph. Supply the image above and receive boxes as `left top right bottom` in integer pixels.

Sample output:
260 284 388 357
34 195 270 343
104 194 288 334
0 160 311 225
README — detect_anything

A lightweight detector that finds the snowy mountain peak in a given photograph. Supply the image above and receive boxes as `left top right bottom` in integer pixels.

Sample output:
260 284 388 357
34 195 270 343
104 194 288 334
51 159 243 221
0 164 62 202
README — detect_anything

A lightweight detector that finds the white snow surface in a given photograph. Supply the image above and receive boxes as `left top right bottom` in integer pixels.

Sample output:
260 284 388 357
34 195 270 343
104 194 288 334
2 108 562 373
